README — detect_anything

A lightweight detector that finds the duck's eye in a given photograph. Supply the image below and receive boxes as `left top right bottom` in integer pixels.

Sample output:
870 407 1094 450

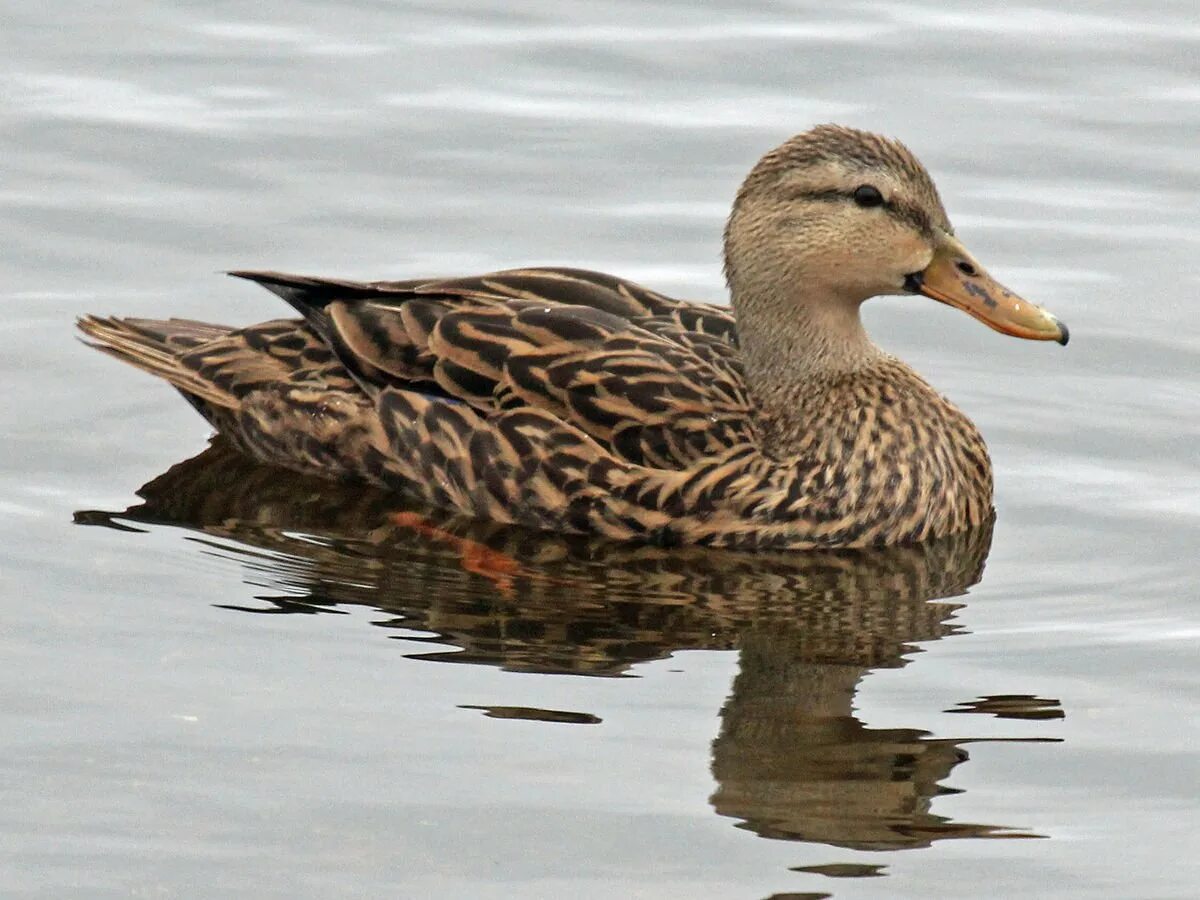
852 184 885 208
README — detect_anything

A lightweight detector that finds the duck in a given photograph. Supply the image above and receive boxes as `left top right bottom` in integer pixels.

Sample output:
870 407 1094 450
78 124 1067 551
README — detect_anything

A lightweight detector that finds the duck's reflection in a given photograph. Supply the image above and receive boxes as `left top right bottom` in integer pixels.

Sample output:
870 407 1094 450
77 438 1056 851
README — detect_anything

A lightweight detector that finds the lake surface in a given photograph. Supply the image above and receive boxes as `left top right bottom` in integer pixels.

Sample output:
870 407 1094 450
3 2 1198 897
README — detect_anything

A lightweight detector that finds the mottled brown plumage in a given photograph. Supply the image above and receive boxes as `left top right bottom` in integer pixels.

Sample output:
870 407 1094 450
78 125 1067 550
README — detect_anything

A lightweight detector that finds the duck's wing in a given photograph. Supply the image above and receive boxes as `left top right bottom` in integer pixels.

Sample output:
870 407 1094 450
231 267 752 469
379 267 740 350
81 268 766 543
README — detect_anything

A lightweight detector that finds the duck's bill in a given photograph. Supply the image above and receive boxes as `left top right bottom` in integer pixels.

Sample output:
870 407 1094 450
906 233 1068 346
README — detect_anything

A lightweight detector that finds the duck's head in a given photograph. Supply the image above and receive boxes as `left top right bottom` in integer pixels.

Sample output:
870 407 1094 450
724 124 1067 346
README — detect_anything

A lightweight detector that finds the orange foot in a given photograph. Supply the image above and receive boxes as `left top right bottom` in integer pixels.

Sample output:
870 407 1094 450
389 512 522 597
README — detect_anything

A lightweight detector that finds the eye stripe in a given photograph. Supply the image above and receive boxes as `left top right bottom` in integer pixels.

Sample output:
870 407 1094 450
784 187 933 237
785 189 849 204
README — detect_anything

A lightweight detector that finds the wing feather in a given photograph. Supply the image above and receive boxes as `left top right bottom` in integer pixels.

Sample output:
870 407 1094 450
83 267 762 544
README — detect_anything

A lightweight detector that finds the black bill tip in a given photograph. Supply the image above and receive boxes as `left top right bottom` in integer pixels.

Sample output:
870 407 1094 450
1055 320 1070 346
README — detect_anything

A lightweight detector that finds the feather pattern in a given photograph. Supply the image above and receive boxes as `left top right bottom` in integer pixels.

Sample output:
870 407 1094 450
75 125 1054 550
78 266 989 550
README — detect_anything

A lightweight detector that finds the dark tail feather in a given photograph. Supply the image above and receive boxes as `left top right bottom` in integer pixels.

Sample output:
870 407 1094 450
227 270 428 394
227 270 407 317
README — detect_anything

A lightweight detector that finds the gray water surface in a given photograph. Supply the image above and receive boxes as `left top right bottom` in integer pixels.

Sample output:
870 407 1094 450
3 3 1199 898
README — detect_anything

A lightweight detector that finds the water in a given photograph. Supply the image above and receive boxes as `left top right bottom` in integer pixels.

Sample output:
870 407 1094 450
3 2 1198 897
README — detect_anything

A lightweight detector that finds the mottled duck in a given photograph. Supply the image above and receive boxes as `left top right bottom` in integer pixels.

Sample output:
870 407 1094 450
79 125 1067 550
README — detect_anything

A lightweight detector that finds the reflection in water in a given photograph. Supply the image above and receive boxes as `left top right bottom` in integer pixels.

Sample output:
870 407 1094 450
458 705 602 725
946 695 1065 721
791 863 887 878
77 438 1059 852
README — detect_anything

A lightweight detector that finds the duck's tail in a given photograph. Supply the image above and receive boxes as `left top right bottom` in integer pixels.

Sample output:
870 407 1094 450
76 315 239 409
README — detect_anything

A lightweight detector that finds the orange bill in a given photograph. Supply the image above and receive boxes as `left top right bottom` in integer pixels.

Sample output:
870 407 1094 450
906 231 1068 345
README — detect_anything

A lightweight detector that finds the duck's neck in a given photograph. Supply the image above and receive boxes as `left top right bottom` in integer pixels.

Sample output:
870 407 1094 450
732 283 885 449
